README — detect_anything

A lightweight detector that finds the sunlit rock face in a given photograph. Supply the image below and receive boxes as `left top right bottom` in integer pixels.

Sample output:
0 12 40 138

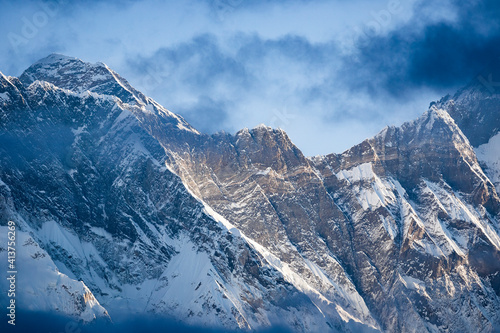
1 54 499 332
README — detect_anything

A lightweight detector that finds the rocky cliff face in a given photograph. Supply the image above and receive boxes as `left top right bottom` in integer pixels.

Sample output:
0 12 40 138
434 71 500 197
0 55 357 332
312 108 500 332
158 107 500 332
1 54 500 332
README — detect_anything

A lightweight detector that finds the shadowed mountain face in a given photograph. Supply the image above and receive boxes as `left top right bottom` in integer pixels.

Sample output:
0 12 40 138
1 54 500 333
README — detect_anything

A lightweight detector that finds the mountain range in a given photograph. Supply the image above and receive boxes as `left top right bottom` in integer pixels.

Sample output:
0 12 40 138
1 54 500 332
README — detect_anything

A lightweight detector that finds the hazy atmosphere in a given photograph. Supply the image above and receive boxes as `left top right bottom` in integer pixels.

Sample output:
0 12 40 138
1 0 498 155
3 2 500 333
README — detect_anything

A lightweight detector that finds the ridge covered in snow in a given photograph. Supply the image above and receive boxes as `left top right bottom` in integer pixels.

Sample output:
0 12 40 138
1 54 500 333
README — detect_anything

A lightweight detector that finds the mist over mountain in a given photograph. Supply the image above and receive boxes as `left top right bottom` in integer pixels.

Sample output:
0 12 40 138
1 54 500 332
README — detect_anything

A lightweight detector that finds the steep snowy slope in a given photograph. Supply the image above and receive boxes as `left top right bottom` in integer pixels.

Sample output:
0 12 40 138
0 226 109 322
0 55 364 332
313 108 500 332
1 54 500 332
434 70 500 198
434 66 500 148
476 132 500 193
154 105 500 332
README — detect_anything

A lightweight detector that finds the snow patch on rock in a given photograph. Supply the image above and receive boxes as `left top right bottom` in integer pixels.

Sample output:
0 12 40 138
476 131 500 193
0 227 109 321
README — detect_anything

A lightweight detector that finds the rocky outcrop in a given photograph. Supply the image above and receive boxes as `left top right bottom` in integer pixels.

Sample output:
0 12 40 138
0 55 352 332
1 54 500 332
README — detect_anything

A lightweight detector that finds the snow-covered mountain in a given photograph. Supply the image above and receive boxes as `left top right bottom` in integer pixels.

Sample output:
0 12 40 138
0 54 499 332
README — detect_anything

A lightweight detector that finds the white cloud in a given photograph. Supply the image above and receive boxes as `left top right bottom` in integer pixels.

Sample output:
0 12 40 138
0 0 443 155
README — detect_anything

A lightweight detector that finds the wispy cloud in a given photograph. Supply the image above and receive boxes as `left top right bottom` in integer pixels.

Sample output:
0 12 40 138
1 0 496 155
123 30 436 155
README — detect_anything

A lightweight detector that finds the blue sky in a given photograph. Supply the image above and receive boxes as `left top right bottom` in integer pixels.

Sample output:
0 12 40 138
1 0 498 155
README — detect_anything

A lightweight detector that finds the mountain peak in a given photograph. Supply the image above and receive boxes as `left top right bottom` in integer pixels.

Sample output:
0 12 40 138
33 53 81 66
2 53 500 332
253 123 272 131
434 76 500 148
19 54 145 105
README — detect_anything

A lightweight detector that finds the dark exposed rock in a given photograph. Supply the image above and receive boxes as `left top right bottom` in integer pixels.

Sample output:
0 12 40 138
1 54 500 332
